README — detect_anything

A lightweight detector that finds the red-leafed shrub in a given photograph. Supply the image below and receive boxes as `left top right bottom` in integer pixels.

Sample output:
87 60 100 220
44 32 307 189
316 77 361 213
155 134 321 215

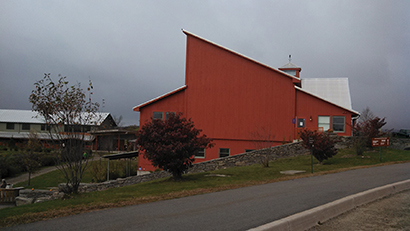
353 117 387 148
299 129 337 163
137 113 213 181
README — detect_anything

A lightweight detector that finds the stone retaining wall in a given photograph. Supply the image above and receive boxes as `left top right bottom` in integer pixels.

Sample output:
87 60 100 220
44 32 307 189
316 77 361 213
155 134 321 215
70 141 310 193
333 136 410 151
187 141 309 173
60 171 172 193
15 189 64 206
390 138 410 150
71 137 408 194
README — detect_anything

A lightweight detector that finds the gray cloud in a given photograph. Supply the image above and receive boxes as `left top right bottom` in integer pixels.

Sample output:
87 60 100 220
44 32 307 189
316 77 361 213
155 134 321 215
1 0 409 129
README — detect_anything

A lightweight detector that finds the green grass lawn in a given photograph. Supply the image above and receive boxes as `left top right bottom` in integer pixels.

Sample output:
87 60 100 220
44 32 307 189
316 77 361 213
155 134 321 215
1 147 409 227
14 158 140 189
14 168 95 189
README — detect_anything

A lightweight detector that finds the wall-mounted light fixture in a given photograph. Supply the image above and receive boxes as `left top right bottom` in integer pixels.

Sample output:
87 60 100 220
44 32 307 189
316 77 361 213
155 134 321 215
310 116 313 122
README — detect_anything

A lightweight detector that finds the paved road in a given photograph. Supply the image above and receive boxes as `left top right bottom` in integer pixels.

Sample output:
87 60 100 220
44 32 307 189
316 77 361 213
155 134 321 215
4 163 410 231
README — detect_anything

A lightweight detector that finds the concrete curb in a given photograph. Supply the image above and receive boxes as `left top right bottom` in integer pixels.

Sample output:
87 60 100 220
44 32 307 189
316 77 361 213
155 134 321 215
249 179 410 231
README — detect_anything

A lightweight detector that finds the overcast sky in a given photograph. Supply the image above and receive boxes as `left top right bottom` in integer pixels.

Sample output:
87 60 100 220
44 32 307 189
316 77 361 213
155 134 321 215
1 1 409 129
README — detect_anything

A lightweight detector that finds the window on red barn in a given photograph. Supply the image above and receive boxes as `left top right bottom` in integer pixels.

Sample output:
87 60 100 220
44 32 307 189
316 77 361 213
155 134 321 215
332 116 345 132
195 148 205 158
152 112 163 120
165 112 175 120
219 148 230 158
318 116 331 132
298 118 305 128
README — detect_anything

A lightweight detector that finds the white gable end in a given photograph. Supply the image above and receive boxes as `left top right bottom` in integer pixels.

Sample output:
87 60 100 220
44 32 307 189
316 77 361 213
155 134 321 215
301 78 353 110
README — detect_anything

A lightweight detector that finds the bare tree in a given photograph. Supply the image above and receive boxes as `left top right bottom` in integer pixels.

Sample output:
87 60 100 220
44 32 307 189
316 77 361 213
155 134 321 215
358 106 375 123
250 127 276 167
18 131 42 186
29 74 100 194
352 107 387 154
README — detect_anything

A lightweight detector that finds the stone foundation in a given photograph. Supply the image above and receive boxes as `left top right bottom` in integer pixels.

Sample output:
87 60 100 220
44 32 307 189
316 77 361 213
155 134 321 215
187 142 309 173
71 142 309 193
15 189 64 206
390 138 410 150
59 171 172 193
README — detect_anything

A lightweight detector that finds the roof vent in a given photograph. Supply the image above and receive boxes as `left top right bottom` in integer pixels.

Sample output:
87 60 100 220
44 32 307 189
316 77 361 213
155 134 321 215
279 55 302 78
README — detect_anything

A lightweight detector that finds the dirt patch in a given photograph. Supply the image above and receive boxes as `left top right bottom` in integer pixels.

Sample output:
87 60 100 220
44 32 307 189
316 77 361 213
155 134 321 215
205 174 231 177
280 170 306 175
308 190 410 231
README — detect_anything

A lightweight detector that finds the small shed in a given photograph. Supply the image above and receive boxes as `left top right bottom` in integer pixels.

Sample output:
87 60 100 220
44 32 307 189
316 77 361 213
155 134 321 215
91 129 138 152
102 151 139 181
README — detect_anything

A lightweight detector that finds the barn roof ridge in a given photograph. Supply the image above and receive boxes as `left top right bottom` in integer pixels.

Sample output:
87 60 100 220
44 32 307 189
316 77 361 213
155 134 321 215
133 85 187 111
295 86 359 116
182 29 300 81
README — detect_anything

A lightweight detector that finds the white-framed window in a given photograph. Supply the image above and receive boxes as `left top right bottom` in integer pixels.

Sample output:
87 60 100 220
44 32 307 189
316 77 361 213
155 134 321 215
245 149 255 153
219 148 230 158
284 70 297 76
318 116 331 132
332 116 345 132
152 112 163 120
195 148 205 158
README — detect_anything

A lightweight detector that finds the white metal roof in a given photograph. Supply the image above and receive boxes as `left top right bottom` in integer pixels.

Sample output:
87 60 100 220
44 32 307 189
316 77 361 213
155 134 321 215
0 109 45 124
301 78 353 110
295 85 359 115
280 62 301 69
0 131 95 141
0 109 111 125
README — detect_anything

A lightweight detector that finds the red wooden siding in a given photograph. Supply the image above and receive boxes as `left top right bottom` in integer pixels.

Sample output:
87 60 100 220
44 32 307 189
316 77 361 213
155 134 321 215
135 31 358 172
184 34 297 143
137 89 187 172
296 88 353 136
138 89 186 126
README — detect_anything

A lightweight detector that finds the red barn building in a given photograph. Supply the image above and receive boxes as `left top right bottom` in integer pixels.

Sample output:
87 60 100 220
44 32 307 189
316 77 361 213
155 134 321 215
133 30 359 172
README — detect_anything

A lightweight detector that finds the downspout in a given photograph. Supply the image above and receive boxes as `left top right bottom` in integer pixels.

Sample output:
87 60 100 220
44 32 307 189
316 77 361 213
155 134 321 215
294 87 298 140
351 114 361 136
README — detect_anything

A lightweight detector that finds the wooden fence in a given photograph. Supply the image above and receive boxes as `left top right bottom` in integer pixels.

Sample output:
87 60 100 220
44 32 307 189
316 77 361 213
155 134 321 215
0 188 24 204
